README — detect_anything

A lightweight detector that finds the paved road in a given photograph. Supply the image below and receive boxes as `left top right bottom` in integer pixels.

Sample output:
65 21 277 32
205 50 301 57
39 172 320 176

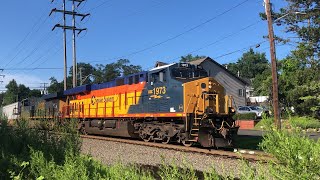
238 129 320 140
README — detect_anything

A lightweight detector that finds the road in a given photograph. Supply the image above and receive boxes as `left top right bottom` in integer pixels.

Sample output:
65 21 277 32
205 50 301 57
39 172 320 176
238 129 320 140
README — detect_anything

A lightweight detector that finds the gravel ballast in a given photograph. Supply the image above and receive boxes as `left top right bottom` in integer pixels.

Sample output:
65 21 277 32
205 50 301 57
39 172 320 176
81 138 259 176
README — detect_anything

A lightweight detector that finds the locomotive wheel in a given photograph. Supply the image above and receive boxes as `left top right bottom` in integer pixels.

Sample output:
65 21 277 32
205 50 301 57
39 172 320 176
80 126 87 135
162 136 171 144
182 140 194 147
142 135 153 142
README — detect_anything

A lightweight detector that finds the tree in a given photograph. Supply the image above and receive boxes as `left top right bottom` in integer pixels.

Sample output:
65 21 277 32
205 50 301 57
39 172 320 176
1 79 39 105
28 89 42 98
225 49 270 79
257 1 319 116
0 92 4 106
180 54 206 62
93 59 142 83
2 80 19 105
116 59 142 76
75 63 95 85
47 77 64 93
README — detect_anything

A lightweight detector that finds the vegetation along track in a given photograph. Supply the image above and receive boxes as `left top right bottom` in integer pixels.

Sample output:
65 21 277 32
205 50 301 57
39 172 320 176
80 134 273 162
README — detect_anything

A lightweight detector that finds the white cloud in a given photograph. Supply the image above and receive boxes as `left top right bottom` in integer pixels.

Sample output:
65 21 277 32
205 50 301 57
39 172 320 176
0 72 48 90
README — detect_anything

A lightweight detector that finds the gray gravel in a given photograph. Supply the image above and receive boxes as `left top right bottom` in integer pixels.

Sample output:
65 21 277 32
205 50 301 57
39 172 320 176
81 138 260 177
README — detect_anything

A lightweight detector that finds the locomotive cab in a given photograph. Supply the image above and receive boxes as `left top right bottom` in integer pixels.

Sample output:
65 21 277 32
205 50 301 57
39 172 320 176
148 63 238 147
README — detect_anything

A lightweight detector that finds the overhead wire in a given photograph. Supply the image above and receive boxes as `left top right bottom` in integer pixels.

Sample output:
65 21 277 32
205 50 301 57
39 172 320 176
84 0 252 63
2 7 52 69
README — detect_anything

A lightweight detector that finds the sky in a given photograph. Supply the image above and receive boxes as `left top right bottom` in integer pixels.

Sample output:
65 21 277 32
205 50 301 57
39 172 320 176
0 0 295 91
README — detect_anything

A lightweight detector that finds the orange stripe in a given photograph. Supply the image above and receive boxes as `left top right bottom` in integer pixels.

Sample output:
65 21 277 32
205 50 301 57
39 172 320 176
63 112 186 118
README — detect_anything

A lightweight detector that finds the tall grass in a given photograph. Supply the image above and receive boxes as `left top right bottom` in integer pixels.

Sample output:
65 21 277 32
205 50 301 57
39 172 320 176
2 118 320 179
260 129 320 179
289 116 320 129
0 119 152 179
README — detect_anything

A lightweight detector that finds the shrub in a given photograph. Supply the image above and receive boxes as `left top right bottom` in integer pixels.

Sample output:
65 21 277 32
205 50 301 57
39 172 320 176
255 117 274 130
158 157 197 180
233 113 257 120
259 129 320 179
289 116 320 129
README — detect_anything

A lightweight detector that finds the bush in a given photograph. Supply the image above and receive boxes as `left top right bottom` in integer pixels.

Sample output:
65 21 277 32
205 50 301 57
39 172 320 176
233 113 257 120
255 117 274 130
289 116 320 129
259 129 320 179
158 158 197 180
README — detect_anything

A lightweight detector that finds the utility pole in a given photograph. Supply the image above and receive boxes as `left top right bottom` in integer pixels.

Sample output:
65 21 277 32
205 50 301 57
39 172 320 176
50 0 89 89
41 83 49 95
79 67 83 86
0 69 4 84
264 0 281 129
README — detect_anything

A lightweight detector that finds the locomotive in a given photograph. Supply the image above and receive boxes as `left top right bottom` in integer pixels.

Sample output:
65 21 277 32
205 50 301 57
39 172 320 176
23 62 239 148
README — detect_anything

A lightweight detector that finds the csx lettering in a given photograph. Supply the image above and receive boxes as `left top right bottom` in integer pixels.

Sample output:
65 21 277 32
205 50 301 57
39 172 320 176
91 96 114 105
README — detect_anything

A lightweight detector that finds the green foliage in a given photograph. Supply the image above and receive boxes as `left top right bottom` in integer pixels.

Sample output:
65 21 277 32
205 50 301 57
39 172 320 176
255 117 274 130
226 48 270 79
260 129 320 179
47 59 142 88
233 113 257 120
203 166 220 180
257 1 320 116
47 77 64 94
251 69 272 96
2 79 42 105
289 116 320 129
180 54 205 62
158 158 197 180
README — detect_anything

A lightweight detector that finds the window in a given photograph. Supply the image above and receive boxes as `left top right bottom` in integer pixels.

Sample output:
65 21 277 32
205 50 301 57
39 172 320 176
116 78 124 86
128 76 133 85
238 89 245 97
151 71 166 83
134 75 139 84
159 71 166 82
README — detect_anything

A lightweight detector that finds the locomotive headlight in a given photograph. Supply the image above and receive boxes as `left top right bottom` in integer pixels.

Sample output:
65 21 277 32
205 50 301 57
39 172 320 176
208 85 212 89
209 81 212 85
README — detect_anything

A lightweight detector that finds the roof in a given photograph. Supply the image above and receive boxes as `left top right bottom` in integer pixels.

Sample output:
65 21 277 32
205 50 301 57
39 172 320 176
154 61 168 67
42 92 64 101
149 63 175 71
190 57 248 85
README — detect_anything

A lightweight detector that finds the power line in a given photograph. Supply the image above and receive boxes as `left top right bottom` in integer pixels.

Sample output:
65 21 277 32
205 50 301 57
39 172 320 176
7 31 57 69
2 8 52 69
162 20 263 64
50 0 89 89
85 0 252 63
86 0 113 12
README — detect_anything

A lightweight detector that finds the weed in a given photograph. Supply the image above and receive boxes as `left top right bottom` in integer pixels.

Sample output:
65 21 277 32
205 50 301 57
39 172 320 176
260 129 320 179
254 117 274 130
289 116 320 129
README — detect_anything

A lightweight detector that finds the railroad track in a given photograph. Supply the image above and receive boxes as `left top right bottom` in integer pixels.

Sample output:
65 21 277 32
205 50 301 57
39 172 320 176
80 134 273 162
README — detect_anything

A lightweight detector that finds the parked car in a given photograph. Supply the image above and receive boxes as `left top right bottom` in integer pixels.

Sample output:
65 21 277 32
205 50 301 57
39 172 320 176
237 106 264 118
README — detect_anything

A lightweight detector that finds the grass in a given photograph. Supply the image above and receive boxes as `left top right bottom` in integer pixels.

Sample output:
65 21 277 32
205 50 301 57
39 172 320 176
234 135 263 150
260 129 320 179
1 118 320 179
254 117 274 130
289 116 320 129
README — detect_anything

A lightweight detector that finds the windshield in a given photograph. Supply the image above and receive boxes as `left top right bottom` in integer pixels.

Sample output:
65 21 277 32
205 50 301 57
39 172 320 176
171 67 208 80
250 106 259 110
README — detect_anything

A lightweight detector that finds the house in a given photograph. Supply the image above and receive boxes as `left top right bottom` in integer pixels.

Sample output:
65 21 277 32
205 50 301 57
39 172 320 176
153 57 248 108
1 102 21 120
189 57 248 108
